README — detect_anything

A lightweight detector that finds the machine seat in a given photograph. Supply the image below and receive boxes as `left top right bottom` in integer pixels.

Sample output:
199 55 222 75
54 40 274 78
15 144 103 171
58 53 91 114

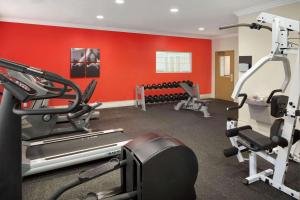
239 129 274 151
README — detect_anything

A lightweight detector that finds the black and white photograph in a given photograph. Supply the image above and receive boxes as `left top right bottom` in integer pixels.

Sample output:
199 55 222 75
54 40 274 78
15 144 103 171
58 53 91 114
86 62 100 77
71 48 85 63
86 48 100 62
70 62 86 78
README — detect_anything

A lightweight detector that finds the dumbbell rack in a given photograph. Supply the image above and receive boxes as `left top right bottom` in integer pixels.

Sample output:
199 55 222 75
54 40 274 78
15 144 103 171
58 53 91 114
135 83 200 111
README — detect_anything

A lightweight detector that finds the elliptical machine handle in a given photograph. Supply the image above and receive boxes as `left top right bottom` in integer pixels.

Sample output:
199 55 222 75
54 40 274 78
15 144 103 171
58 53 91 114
227 93 247 111
0 58 82 115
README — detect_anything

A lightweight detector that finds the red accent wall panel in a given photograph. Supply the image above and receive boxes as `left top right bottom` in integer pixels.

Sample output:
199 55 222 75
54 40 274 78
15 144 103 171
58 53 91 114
0 22 211 103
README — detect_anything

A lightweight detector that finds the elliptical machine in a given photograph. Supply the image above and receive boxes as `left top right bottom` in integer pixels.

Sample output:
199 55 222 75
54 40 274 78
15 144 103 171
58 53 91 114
15 69 102 140
50 132 198 200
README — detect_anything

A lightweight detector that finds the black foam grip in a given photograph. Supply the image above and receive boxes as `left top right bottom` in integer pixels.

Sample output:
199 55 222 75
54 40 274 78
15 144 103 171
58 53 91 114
224 147 239 157
271 136 288 148
226 126 252 137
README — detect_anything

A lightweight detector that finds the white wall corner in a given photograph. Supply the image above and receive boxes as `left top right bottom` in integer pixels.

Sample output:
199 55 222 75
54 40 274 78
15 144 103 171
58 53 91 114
234 0 300 17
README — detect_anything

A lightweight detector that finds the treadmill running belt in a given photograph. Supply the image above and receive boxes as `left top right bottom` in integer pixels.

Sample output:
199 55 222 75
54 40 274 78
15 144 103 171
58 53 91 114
27 131 128 160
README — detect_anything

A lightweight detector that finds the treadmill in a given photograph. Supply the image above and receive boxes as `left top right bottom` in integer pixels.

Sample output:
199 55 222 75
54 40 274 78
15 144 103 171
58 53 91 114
0 59 130 177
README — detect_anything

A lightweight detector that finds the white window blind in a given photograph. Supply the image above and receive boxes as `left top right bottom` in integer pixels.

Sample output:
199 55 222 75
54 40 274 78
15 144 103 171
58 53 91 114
156 51 192 73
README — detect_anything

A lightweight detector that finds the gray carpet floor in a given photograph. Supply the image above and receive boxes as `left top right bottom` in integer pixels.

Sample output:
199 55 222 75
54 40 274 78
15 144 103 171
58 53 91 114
23 100 300 200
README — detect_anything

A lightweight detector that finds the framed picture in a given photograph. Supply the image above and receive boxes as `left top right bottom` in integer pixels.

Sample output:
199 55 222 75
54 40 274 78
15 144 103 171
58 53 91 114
86 48 100 63
71 48 85 63
70 62 86 78
86 62 100 77
70 48 100 78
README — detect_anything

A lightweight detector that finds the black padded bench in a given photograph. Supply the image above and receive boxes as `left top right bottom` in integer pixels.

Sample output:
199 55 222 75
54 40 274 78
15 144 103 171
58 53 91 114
238 129 275 151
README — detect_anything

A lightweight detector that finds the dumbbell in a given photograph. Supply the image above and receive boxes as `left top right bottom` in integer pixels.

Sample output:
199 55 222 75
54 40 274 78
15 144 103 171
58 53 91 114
145 84 152 90
169 94 175 101
151 84 158 89
173 93 179 101
178 93 184 100
148 95 154 103
183 93 189 99
153 95 159 103
145 96 149 103
162 82 168 88
171 81 178 88
164 94 170 102
187 80 193 87
167 82 173 88
157 84 163 89
158 95 165 103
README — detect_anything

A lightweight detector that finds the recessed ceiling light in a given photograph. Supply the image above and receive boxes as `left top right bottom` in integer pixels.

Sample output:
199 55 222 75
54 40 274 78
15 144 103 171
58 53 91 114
115 0 125 4
198 27 205 31
170 8 179 13
96 15 104 19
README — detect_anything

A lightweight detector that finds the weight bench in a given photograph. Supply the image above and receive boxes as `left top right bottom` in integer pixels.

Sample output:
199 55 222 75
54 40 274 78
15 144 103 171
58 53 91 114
174 82 211 117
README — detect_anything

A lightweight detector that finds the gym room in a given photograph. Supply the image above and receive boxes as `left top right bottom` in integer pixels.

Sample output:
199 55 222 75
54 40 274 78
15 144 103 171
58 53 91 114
0 0 299 199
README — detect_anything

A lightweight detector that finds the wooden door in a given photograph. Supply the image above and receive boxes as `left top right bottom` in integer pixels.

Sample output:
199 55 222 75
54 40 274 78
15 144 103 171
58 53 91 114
215 51 235 101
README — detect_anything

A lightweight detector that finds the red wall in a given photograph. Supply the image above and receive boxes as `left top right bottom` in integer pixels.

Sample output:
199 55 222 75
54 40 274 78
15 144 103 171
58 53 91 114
0 22 211 103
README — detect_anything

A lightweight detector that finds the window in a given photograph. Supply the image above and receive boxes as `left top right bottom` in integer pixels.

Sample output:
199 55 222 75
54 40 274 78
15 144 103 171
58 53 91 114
156 51 192 73
219 55 231 76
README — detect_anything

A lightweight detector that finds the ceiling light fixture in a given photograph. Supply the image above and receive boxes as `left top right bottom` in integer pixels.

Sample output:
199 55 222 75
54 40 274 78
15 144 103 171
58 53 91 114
198 27 205 31
170 8 179 13
115 0 125 4
96 15 104 19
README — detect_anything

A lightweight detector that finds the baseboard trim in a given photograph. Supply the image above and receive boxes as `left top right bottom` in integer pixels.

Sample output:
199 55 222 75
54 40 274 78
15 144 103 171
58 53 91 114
99 100 136 109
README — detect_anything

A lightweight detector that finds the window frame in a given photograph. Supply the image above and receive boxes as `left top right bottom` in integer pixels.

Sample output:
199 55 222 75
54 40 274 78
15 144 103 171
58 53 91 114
155 51 192 73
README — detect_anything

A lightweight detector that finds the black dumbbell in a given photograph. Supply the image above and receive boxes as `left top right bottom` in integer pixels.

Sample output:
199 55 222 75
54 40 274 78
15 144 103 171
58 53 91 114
162 82 168 88
171 81 178 88
187 80 193 87
146 84 152 90
148 95 154 103
145 96 149 103
164 94 170 102
152 84 158 89
166 82 171 88
173 93 179 101
153 95 159 102
178 93 184 100
183 93 189 99
158 95 165 103
168 94 175 101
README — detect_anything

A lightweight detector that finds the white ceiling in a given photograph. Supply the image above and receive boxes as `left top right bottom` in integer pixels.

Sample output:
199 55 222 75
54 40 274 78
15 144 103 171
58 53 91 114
0 0 293 38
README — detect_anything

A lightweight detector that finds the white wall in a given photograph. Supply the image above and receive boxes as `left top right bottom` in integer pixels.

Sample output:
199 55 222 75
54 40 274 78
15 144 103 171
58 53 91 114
238 2 300 135
212 35 238 98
